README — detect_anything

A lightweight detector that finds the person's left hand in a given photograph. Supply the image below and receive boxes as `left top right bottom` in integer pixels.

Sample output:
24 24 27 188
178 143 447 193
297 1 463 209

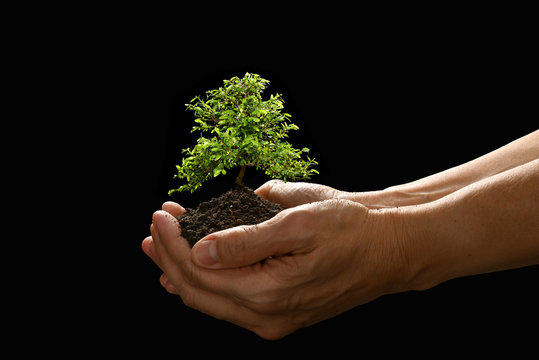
142 198 410 340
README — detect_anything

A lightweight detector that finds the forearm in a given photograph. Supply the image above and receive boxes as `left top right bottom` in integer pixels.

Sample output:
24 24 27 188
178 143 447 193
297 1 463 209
400 159 539 291
343 130 539 208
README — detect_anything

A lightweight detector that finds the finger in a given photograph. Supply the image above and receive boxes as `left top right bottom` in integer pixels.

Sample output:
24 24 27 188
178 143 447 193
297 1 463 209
152 210 283 305
191 210 304 269
178 284 295 340
145 203 186 266
151 232 258 328
151 210 248 299
141 235 160 266
162 201 185 217
151 211 189 286
152 210 190 264
150 214 192 299
150 214 282 331
255 179 292 206
142 203 185 269
255 180 338 208
160 273 180 294
163 273 285 339
144 235 180 295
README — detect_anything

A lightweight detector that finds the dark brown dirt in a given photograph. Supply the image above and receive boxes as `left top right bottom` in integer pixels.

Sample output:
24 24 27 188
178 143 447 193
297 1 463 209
177 186 284 247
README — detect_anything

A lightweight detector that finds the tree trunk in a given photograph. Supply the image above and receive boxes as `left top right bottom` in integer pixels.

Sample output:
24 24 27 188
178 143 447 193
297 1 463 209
235 165 246 187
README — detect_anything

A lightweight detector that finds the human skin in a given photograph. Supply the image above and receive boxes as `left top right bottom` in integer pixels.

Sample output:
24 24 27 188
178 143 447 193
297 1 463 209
255 130 539 209
142 130 539 340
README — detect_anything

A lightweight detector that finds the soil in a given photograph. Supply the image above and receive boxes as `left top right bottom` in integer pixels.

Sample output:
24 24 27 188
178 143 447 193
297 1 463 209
177 186 284 247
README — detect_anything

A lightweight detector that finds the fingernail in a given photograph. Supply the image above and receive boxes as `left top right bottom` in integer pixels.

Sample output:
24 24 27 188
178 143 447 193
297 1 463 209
194 239 219 266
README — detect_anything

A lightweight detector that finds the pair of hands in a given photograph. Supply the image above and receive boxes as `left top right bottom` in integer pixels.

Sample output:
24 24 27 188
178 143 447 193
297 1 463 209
142 181 409 339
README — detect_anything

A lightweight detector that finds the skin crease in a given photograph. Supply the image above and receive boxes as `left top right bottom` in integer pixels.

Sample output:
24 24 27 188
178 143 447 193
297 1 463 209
142 130 539 340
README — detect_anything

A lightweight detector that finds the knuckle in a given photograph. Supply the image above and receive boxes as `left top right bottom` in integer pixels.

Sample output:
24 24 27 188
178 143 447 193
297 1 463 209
260 179 284 200
218 225 253 261
163 281 178 295
275 207 309 235
179 288 198 309
181 263 198 287
266 179 284 190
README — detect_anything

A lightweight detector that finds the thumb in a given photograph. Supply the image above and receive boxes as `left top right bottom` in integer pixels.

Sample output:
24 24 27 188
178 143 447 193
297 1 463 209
255 180 340 208
255 179 304 208
191 216 293 269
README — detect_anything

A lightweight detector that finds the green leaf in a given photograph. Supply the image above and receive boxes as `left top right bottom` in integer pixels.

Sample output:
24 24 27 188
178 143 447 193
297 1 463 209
170 72 318 195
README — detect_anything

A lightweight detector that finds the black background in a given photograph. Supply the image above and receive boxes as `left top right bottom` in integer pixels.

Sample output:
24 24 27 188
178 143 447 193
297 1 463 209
64 22 538 354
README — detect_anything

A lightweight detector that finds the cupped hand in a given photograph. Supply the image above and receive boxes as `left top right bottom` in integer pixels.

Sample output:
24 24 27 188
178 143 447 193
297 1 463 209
142 195 411 340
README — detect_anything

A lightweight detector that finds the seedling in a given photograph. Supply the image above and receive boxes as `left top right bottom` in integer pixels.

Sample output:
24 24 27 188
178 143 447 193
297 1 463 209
169 73 318 194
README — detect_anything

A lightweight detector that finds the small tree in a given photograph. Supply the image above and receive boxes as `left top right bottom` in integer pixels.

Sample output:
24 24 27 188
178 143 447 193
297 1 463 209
169 73 318 195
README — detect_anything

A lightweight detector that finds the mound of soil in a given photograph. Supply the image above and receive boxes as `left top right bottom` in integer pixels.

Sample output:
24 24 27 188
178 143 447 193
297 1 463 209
177 186 284 247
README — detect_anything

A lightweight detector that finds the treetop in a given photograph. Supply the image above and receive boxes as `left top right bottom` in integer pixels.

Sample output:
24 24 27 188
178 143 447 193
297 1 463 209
169 73 318 194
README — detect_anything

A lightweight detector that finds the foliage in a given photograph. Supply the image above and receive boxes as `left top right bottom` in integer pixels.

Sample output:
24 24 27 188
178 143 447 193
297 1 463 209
169 73 318 194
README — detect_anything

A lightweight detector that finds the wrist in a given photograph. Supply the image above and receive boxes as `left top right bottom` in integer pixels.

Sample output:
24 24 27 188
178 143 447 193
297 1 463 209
378 204 457 293
338 190 391 208
352 206 438 296
339 188 431 209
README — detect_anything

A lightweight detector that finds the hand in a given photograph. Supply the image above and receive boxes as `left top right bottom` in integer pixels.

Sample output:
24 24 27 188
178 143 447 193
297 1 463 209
142 197 411 340
254 179 343 208
141 201 186 293
255 179 425 209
